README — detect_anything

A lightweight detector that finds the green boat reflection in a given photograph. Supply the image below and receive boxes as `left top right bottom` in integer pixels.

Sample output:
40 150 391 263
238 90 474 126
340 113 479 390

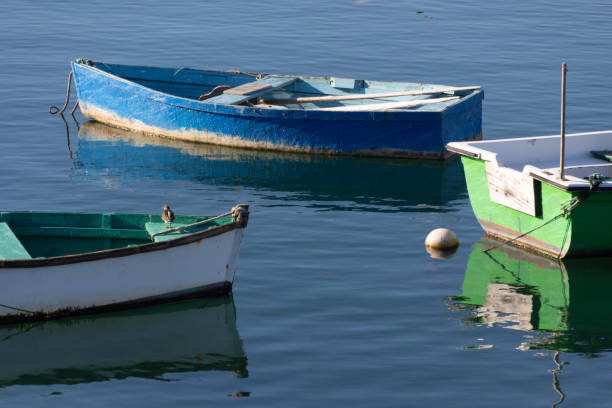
455 237 612 354
70 121 466 212
0 295 247 387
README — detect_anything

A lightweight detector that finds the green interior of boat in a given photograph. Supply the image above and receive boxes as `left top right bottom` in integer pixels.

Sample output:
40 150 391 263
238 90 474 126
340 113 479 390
591 150 612 162
0 211 233 261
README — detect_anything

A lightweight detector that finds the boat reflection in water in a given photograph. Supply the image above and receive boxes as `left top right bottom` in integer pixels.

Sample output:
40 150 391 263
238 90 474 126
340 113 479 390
453 239 612 405
455 238 612 354
72 121 467 212
0 295 247 387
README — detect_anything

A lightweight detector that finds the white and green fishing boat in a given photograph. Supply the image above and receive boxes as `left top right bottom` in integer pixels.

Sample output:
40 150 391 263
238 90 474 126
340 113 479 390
447 130 612 258
0 205 248 322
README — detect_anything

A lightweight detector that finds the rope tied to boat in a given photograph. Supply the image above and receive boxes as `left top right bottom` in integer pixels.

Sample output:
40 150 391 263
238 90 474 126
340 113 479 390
49 71 79 115
0 303 36 315
150 204 249 238
231 204 249 227
483 174 604 257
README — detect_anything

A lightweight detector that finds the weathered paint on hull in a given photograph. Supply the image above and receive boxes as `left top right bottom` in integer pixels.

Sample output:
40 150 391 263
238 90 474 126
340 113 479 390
462 156 612 258
72 62 483 159
0 228 244 322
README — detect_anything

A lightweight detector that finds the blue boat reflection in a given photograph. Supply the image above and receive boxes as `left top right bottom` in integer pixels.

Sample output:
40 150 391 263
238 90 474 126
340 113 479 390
71 121 466 212
0 295 247 386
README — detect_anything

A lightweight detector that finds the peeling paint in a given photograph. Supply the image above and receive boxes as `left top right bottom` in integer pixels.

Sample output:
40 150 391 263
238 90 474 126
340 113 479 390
81 103 465 159
72 62 484 159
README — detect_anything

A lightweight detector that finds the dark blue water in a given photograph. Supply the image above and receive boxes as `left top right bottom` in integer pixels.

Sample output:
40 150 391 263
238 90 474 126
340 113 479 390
2 0 612 406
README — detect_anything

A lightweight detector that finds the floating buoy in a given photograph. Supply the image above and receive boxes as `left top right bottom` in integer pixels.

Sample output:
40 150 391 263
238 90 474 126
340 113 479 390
425 228 459 259
425 228 459 248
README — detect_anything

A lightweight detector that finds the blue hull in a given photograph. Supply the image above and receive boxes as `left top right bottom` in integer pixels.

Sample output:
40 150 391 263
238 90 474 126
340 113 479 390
72 61 483 159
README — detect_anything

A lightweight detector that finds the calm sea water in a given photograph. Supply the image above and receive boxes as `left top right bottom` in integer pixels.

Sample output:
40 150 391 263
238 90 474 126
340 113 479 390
1 0 612 406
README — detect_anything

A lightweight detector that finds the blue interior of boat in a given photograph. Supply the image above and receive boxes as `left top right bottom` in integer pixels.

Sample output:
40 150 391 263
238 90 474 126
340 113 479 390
91 62 474 111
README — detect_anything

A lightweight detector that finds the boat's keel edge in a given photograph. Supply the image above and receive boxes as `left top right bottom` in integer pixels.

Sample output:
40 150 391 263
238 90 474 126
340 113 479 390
0 281 232 324
478 218 566 259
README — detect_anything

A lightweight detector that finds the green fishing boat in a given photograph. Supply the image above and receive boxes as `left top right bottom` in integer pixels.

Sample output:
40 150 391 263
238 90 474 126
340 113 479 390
447 130 612 258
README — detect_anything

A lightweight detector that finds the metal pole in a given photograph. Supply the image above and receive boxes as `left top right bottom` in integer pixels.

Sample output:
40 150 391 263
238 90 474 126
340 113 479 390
560 62 567 180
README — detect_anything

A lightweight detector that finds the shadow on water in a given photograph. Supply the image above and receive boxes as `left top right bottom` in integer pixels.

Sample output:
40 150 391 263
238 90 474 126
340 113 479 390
451 237 612 355
0 294 247 387
70 121 467 212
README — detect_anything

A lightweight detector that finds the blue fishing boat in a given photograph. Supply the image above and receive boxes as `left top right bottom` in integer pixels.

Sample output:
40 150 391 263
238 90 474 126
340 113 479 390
69 59 483 159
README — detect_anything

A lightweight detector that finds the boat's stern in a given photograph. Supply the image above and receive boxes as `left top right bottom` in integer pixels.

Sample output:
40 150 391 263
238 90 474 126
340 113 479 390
447 131 612 257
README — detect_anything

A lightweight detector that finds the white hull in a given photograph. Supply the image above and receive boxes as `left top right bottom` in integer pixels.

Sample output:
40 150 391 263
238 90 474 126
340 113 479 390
0 228 245 320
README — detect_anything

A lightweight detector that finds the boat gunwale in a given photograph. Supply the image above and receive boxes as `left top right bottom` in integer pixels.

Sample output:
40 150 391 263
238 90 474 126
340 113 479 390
73 61 480 120
0 216 245 269
447 130 612 191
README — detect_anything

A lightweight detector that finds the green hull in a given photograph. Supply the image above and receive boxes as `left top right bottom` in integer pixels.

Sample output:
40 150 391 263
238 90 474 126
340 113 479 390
455 239 612 354
462 156 612 258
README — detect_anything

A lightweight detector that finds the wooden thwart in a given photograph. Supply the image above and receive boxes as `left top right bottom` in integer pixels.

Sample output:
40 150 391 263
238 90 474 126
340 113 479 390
205 75 297 105
317 96 459 112
225 82 272 95
261 86 480 105
485 162 537 216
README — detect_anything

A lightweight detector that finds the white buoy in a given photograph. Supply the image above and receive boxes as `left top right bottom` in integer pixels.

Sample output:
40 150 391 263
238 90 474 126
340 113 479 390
425 228 459 249
425 228 459 259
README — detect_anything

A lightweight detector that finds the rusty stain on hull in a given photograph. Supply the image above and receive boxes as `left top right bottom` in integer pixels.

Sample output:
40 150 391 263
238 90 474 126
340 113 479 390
478 218 566 258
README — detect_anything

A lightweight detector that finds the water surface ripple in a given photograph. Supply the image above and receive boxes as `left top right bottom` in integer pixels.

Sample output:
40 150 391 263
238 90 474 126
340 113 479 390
1 0 612 406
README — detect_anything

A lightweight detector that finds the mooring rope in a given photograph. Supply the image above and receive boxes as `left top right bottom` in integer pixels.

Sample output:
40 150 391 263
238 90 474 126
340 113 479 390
49 71 74 115
151 205 249 238
150 211 232 238
550 351 566 407
483 175 604 256
70 99 79 115
0 303 35 314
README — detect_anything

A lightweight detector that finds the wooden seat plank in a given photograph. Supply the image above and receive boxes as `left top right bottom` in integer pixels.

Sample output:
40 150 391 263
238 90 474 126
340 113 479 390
205 75 297 105
0 222 31 260
225 82 272 95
